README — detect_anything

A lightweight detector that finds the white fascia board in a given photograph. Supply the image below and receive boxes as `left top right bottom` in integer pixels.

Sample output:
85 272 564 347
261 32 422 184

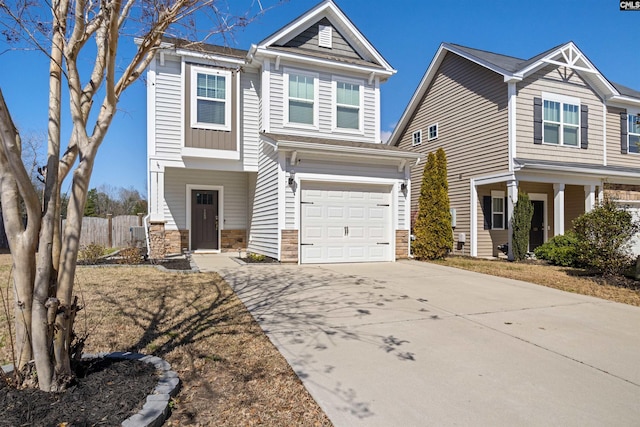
388 44 448 146
517 163 640 179
277 140 420 161
607 96 640 108
442 43 512 78
253 47 394 77
472 171 517 186
175 49 246 66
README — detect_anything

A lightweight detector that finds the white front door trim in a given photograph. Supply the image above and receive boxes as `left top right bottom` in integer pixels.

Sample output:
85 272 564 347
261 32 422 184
528 193 548 246
186 184 224 252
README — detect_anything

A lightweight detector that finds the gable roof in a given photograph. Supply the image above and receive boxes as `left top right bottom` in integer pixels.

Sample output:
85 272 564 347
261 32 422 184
389 42 640 147
248 0 395 78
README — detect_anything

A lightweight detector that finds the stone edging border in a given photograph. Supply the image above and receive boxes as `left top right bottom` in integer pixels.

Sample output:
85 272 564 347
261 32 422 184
2 352 180 427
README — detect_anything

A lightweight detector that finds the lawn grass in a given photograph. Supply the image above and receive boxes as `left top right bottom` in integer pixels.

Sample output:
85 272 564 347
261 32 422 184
430 256 640 307
0 253 331 426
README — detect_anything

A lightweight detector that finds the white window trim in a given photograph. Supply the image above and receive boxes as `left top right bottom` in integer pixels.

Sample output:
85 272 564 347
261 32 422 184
491 190 505 230
427 123 438 141
190 65 232 132
627 107 640 155
541 92 580 148
284 67 319 130
412 130 422 146
332 75 364 134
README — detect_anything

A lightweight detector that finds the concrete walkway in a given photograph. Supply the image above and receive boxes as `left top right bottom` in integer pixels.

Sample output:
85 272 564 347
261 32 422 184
196 257 640 426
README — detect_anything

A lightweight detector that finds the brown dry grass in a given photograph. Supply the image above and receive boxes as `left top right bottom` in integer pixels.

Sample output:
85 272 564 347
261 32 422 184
431 256 640 307
0 253 331 426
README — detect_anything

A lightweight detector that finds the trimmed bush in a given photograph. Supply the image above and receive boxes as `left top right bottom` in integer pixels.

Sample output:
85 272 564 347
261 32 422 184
534 232 580 267
573 199 639 275
412 148 452 260
511 193 534 261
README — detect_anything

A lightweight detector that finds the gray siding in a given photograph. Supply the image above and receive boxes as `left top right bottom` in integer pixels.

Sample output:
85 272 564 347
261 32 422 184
248 141 280 259
184 63 237 151
241 70 260 169
163 167 249 231
396 52 510 256
516 64 604 164
283 17 361 60
268 59 378 142
155 55 182 159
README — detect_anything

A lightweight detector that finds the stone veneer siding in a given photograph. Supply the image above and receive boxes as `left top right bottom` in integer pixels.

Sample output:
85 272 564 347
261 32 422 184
221 229 246 252
280 230 299 263
165 230 188 255
604 183 640 202
148 222 167 259
395 230 409 260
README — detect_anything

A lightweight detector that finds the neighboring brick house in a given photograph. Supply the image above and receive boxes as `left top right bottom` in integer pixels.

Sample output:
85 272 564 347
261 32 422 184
146 0 419 262
389 42 640 258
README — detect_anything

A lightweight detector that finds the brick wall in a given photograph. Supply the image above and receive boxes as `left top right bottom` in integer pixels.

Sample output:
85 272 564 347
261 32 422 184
221 229 246 252
281 230 298 263
395 230 409 260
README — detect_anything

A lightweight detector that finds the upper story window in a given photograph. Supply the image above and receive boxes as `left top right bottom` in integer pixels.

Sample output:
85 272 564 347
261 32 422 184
190 66 231 131
335 79 362 131
629 113 640 154
491 190 505 230
286 69 318 127
412 130 422 146
543 94 580 147
428 123 438 140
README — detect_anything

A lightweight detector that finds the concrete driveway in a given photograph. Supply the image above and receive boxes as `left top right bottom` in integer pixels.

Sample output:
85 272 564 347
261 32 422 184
214 260 640 426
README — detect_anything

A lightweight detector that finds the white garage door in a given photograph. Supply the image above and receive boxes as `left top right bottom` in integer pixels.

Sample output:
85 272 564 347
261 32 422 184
300 182 392 264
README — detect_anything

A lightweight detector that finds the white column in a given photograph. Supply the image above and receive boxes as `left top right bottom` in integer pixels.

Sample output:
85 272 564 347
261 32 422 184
470 180 478 257
149 162 165 222
506 180 518 260
597 186 604 205
553 183 565 236
584 184 596 213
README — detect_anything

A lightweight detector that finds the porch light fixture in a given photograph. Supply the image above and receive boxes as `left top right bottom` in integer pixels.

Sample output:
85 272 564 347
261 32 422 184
288 170 295 186
400 180 407 191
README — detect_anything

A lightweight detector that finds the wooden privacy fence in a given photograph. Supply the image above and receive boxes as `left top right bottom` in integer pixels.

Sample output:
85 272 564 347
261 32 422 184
63 214 146 248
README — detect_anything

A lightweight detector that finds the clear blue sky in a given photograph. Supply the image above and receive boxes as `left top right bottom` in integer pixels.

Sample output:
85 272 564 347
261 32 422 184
0 0 638 197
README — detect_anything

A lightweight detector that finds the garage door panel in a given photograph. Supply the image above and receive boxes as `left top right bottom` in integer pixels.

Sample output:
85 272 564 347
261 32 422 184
300 183 393 264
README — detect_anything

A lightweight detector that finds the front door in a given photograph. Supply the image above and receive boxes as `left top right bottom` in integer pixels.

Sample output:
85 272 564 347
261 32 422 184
191 190 219 250
529 200 545 250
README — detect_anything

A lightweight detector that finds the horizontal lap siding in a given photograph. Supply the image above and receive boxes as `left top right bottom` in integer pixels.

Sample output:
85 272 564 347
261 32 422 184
606 106 639 167
268 60 377 142
476 184 508 257
163 168 249 230
242 70 260 169
284 18 361 60
396 52 509 257
564 184 584 231
155 56 182 158
516 65 604 164
248 141 280 259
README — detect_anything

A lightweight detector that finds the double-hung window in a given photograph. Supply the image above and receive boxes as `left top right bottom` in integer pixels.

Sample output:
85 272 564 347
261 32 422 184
543 94 580 147
287 70 317 126
335 79 362 131
629 113 640 154
491 191 505 230
190 66 231 131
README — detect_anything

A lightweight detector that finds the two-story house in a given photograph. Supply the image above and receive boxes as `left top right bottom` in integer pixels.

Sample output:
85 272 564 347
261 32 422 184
390 42 640 259
146 0 418 263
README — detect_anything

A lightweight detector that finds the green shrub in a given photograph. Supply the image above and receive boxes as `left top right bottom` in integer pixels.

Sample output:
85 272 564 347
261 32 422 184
412 148 452 260
78 243 106 264
511 193 534 261
247 252 266 262
534 232 580 267
573 199 639 275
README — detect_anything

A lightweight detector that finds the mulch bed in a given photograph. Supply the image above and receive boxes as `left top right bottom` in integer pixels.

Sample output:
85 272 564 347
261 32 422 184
0 358 158 426
79 257 193 270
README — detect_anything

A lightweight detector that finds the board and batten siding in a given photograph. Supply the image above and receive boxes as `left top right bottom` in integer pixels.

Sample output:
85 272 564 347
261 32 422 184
395 52 509 255
248 141 280 259
283 18 361 61
241 70 260 169
163 167 249 231
154 55 183 159
516 64 604 165
184 63 237 151
267 60 378 142
606 105 639 167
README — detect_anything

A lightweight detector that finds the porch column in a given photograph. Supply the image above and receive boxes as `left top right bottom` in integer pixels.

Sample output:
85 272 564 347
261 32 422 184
585 184 596 212
597 186 604 205
149 162 165 222
506 180 518 260
553 183 565 236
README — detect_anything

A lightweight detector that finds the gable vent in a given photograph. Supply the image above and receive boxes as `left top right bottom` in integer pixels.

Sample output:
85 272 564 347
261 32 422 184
318 24 332 48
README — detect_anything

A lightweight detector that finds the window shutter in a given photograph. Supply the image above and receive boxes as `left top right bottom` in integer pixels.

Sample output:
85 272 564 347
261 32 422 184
504 197 509 228
483 196 492 230
580 104 588 149
621 111 628 154
533 97 543 144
